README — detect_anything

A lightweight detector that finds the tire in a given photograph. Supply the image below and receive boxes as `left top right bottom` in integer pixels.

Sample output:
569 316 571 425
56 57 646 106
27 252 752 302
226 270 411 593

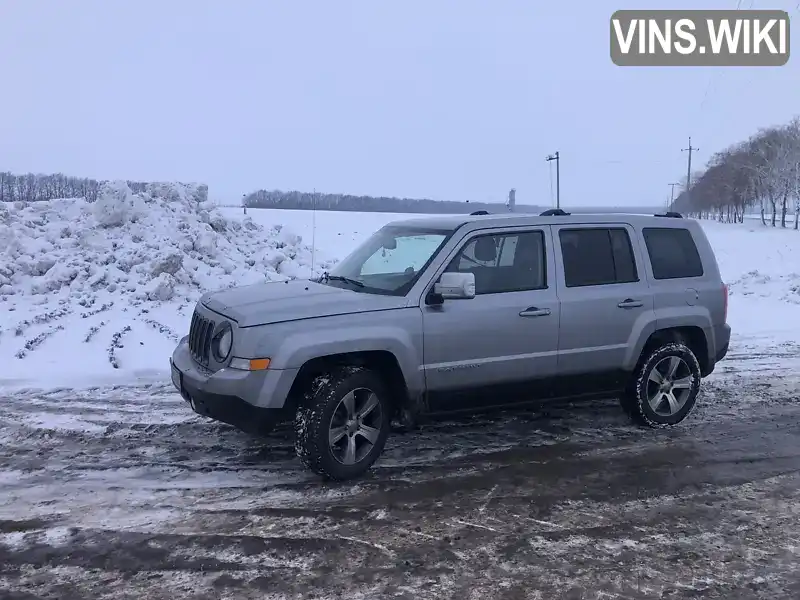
621 342 702 428
294 366 391 481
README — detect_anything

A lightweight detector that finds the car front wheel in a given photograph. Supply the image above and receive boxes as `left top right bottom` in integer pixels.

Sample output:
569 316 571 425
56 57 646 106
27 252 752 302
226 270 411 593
621 341 702 428
294 366 391 480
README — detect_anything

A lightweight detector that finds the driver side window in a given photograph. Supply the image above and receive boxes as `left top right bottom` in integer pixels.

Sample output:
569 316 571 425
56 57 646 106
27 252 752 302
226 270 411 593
446 230 546 294
455 236 497 269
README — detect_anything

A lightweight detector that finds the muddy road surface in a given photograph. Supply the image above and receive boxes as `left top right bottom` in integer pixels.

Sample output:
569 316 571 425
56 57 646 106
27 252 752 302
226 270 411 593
1 343 800 599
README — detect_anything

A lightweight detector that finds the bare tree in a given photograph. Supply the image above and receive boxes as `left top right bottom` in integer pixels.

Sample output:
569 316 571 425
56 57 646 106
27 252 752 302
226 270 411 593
0 170 149 203
674 118 800 229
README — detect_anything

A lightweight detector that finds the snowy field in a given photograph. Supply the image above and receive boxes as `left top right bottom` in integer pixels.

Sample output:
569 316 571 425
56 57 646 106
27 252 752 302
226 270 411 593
1 197 798 390
2 191 800 598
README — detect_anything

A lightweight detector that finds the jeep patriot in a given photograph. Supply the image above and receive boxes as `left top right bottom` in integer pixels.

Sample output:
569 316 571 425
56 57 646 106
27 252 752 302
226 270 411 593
170 210 731 480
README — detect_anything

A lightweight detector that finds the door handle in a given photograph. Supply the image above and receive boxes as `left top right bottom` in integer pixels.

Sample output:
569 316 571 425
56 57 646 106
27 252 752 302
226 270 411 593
519 307 551 317
617 299 643 308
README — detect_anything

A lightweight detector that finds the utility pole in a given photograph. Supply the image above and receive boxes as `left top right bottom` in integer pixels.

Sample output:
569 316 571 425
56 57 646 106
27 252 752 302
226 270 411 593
681 137 699 209
668 182 681 209
795 163 799 230
311 188 317 274
545 151 560 208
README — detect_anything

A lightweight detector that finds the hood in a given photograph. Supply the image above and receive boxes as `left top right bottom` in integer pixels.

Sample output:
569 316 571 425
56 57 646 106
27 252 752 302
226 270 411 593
201 279 408 327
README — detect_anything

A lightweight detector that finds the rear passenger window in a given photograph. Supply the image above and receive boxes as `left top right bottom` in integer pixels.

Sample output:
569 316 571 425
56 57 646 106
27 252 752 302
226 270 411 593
642 227 704 279
559 228 638 287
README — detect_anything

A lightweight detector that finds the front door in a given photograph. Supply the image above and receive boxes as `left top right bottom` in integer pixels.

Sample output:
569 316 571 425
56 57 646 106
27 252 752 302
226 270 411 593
421 226 560 412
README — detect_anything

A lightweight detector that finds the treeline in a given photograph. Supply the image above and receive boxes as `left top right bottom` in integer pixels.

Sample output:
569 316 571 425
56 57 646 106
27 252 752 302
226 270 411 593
3 169 671 217
0 171 149 203
242 188 524 214
672 118 800 229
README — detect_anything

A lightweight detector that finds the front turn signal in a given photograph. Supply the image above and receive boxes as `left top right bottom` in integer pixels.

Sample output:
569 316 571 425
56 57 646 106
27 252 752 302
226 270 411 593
229 357 270 371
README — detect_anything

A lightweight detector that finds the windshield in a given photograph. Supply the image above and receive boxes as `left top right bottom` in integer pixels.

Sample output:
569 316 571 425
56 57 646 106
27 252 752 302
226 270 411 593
319 226 453 295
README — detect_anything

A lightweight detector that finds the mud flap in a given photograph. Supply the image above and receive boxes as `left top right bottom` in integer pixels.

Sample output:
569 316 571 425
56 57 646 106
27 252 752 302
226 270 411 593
399 392 427 429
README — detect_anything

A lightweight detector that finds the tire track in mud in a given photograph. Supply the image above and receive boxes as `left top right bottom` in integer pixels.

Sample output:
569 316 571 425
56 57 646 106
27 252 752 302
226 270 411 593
2 347 800 598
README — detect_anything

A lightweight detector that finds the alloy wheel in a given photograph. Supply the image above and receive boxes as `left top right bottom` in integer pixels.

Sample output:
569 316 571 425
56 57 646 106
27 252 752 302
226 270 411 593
328 387 383 465
645 356 694 416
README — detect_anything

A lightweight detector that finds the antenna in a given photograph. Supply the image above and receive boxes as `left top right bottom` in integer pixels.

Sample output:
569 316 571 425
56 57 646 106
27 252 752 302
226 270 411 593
311 188 317 274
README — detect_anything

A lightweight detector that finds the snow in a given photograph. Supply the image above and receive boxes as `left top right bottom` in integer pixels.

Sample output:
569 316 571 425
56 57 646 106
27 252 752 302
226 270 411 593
1 199 799 391
0 186 335 390
704 221 800 347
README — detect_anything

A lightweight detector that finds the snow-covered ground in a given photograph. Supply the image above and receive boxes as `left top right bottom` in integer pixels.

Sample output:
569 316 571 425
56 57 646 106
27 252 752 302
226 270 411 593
2 199 798 391
3 198 800 598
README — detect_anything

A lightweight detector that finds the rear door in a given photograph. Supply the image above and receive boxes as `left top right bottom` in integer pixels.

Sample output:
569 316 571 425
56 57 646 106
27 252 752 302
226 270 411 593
639 223 726 368
552 223 655 392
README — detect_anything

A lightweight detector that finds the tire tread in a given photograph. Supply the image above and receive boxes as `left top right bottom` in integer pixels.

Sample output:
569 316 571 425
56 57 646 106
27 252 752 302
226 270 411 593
294 365 389 480
622 341 702 429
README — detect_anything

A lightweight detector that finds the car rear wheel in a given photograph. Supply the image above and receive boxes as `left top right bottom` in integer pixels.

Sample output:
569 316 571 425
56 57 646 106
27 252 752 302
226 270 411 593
621 341 702 428
294 366 391 480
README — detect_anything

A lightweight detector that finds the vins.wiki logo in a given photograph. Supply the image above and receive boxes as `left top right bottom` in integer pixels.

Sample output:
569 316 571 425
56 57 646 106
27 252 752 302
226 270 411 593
610 9 790 66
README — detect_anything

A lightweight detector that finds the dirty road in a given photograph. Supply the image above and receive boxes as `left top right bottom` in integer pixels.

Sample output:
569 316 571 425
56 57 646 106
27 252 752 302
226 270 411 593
1 340 800 599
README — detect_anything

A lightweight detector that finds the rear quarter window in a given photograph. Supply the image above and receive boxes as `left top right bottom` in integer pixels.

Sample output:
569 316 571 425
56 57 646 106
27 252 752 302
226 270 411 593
642 227 704 279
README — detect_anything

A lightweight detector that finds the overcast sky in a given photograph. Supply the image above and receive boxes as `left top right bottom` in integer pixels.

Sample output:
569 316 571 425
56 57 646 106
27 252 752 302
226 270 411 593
1 0 797 206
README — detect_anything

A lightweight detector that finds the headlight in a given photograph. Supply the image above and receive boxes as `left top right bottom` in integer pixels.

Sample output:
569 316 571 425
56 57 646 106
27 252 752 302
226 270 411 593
213 325 232 361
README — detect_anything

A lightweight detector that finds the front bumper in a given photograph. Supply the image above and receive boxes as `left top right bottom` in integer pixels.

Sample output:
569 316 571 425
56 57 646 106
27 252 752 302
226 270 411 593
170 337 298 433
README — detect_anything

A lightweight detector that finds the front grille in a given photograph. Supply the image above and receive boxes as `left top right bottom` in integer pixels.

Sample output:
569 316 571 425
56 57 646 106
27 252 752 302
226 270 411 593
188 310 214 365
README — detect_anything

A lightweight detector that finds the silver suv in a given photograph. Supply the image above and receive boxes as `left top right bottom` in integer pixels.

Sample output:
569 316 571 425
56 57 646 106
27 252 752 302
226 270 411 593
170 210 731 480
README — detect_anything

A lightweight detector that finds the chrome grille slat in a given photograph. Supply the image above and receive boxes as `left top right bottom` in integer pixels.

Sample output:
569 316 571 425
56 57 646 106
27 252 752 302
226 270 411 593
188 310 214 365
200 319 212 361
189 312 198 351
205 320 214 358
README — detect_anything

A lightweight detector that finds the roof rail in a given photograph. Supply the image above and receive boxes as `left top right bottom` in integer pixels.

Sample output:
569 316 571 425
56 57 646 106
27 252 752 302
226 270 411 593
655 211 683 218
470 210 490 215
540 208 571 216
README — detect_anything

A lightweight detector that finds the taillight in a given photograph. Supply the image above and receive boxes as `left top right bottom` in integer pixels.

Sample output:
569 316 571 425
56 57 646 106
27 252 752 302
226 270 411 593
722 283 728 323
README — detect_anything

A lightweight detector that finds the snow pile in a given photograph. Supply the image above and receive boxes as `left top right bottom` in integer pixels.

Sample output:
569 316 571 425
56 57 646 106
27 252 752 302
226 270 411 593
0 182 336 389
703 221 800 306
726 269 800 304
0 181 334 305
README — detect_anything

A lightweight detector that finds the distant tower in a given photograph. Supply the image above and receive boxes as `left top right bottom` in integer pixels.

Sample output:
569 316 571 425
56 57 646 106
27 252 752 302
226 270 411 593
506 188 516 212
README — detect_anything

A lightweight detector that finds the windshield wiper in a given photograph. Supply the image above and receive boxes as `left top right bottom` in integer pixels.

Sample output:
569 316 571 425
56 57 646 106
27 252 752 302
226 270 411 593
322 273 365 288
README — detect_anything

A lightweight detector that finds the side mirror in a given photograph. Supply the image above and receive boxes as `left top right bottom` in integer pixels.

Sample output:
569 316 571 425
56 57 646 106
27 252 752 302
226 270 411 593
433 272 475 299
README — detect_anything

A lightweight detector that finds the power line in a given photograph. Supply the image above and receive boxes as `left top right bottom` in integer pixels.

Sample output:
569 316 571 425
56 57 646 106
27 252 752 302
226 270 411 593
582 158 679 167
687 0 746 206
696 0 751 122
